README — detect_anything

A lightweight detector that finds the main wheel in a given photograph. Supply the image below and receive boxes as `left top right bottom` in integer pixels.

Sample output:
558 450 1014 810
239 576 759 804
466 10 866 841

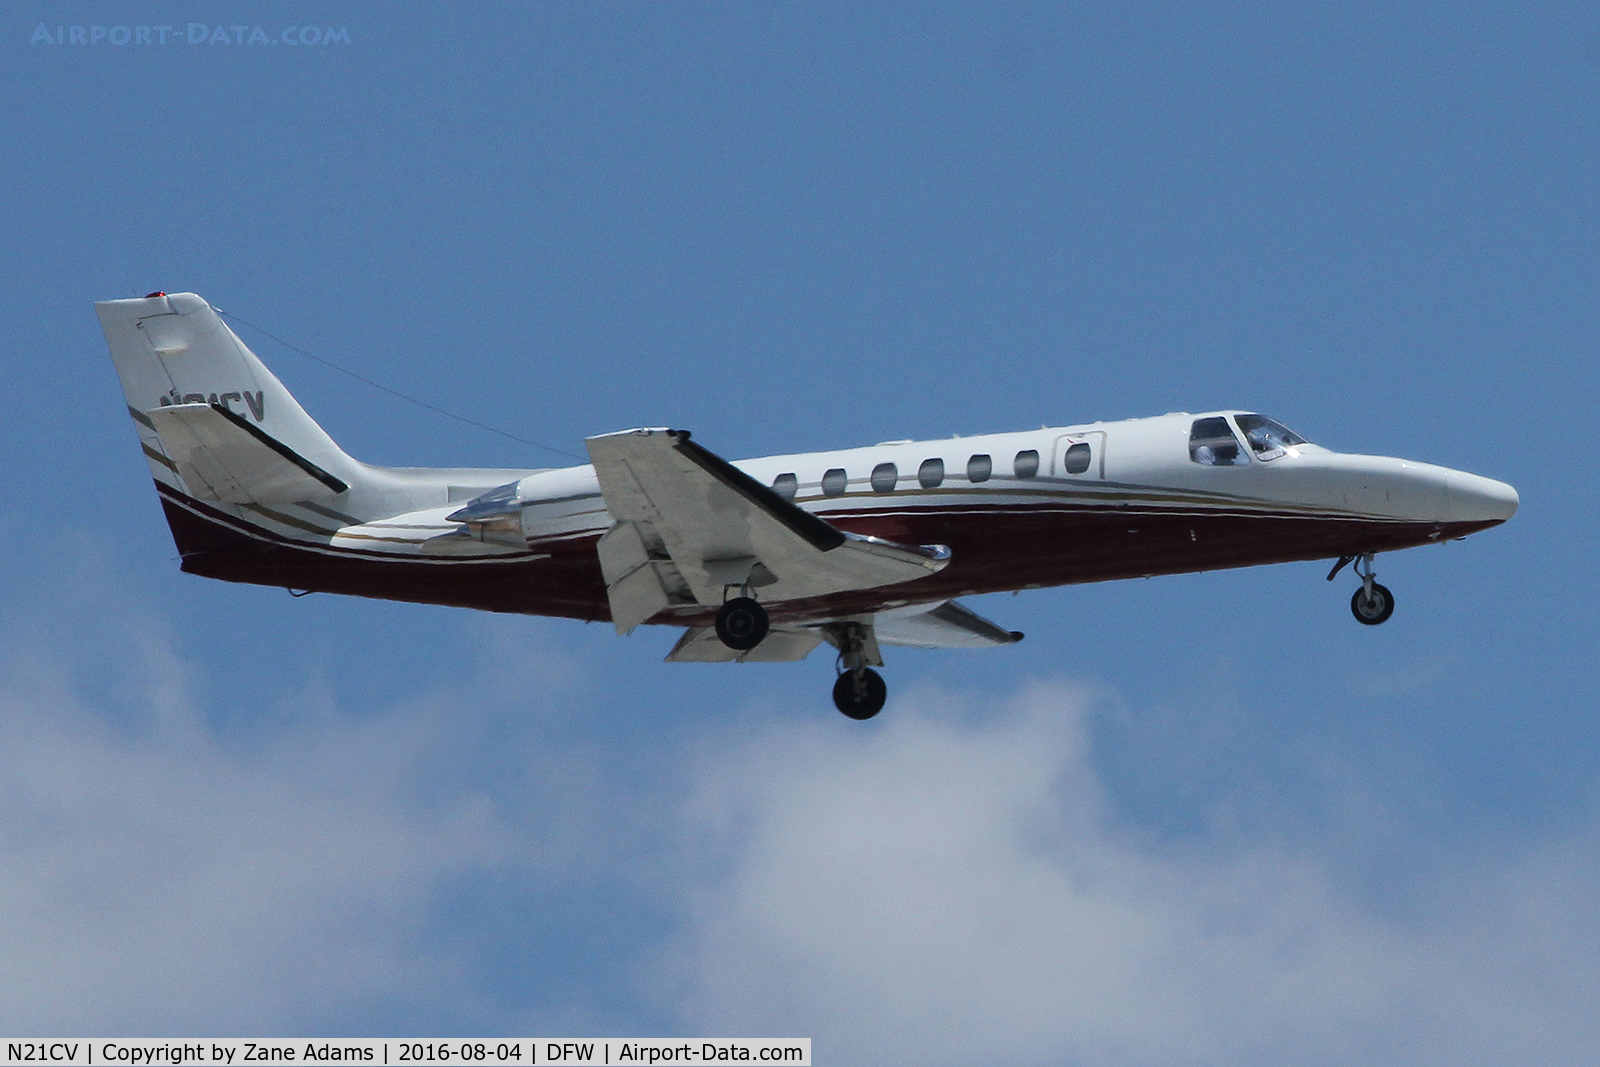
1350 582 1395 626
714 596 769 650
833 668 887 720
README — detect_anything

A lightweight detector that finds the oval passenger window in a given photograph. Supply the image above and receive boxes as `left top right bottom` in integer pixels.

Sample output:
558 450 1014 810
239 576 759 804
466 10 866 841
967 454 992 482
1014 450 1040 478
871 462 898 493
821 468 848 497
918 458 944 488
772 473 798 500
1063 442 1091 475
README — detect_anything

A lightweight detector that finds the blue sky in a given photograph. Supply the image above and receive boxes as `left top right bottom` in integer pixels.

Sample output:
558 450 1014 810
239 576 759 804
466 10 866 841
3 3 1598 1061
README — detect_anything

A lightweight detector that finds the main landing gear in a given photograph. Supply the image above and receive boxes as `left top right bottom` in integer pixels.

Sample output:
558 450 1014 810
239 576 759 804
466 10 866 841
711 596 888 721
714 594 769 651
1328 552 1395 626
833 668 887 720
831 623 887 720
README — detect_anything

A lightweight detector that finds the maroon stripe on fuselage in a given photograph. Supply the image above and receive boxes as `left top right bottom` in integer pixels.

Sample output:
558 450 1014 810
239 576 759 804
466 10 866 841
151 482 1501 625
761 504 1498 625
156 484 610 620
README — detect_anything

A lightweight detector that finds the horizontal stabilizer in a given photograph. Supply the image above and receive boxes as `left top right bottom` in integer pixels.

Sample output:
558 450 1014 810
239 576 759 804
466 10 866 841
874 600 1024 649
148 403 348 505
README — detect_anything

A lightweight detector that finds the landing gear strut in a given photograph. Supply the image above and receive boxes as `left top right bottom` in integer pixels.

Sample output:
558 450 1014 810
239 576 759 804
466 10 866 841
1330 552 1395 626
714 593 769 650
831 623 887 720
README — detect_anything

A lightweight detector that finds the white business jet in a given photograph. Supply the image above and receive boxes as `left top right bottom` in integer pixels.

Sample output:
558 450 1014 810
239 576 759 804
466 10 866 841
98 293 1518 719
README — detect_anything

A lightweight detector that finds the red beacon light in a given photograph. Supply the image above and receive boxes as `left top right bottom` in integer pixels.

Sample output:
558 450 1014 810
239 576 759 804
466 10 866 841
144 291 166 299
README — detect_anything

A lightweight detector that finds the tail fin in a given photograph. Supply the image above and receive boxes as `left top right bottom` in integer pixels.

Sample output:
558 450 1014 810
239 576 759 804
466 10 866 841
99 292 543 574
97 292 365 500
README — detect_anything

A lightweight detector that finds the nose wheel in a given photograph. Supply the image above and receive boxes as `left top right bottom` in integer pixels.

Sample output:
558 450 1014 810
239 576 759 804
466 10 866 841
1329 552 1396 626
1350 582 1395 625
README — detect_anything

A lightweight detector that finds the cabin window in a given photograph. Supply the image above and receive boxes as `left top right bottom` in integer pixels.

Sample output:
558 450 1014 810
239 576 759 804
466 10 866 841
772 473 798 500
1234 413 1307 456
1062 442 1092 475
821 468 848 496
1014 449 1040 478
1189 417 1247 466
918 458 944 488
967 454 992 482
871 462 898 493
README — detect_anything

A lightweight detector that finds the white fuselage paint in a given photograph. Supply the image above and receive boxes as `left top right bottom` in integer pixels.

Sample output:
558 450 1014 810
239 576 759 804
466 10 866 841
327 412 1517 561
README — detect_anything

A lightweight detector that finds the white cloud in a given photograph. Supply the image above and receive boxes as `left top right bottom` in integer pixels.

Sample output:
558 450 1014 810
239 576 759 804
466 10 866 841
1 567 1596 1063
0 621 508 1033
658 681 1600 1067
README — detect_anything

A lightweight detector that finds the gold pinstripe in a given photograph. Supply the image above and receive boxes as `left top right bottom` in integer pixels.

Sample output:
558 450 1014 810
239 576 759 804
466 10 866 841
239 503 340 537
792 481 1388 520
296 499 363 525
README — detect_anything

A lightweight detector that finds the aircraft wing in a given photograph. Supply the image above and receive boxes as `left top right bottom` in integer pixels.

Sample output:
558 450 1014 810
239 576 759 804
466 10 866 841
665 626 826 663
873 599 1024 648
586 428 949 632
663 598 1021 663
146 402 349 505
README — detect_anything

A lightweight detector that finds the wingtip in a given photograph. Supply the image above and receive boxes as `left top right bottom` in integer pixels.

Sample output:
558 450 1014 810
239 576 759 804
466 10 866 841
1009 631 1025 642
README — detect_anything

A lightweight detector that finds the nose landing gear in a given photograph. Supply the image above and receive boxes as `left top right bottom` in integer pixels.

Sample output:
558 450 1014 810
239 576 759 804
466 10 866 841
1329 552 1395 625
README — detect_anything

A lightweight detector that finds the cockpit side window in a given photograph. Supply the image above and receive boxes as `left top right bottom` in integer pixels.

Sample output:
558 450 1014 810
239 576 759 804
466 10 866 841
1234 414 1308 456
1189 417 1247 466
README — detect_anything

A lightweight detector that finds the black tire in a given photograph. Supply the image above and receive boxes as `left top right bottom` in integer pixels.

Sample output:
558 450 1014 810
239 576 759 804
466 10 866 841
714 596 769 650
1351 582 1395 626
833 668 888 720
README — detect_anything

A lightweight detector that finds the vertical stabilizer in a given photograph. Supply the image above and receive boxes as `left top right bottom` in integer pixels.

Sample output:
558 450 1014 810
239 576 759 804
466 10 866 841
96 292 362 496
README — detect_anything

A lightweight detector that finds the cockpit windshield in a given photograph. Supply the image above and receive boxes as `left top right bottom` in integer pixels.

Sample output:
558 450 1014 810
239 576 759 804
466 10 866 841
1234 414 1308 456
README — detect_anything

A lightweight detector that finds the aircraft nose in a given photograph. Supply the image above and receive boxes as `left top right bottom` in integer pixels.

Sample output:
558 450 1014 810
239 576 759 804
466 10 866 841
1448 470 1519 524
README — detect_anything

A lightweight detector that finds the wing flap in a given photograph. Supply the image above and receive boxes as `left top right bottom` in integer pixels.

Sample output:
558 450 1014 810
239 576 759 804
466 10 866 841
595 521 696 633
665 626 824 663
